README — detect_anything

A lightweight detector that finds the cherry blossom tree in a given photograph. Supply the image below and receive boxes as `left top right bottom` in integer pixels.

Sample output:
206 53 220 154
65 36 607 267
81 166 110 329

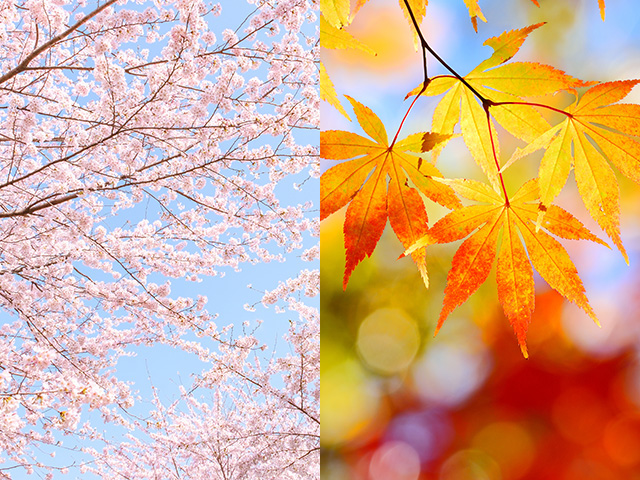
0 0 319 477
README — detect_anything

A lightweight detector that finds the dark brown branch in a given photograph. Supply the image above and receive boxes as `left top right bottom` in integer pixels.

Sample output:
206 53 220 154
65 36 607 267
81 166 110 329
0 0 119 85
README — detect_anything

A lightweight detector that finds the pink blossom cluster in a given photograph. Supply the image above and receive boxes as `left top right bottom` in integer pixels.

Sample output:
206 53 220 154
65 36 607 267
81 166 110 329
0 0 318 477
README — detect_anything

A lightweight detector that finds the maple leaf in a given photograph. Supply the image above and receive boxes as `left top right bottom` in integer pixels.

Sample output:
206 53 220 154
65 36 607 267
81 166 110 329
405 178 607 357
462 0 487 32
463 0 541 29
598 0 606 20
518 79 640 264
320 15 375 53
353 0 369 16
321 0 351 28
399 0 428 46
320 15 374 119
408 24 592 174
320 63 349 119
321 96 461 288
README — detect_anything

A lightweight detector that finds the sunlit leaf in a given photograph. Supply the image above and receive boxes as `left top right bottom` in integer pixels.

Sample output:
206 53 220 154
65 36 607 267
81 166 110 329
406 179 606 356
321 97 460 288
526 80 640 263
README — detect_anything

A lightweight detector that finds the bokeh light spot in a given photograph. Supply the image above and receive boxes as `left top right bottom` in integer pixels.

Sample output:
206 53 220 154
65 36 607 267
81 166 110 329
369 441 421 480
472 422 535 478
603 414 640 467
439 449 502 480
356 308 420 374
325 4 415 75
412 335 491 406
384 409 453 464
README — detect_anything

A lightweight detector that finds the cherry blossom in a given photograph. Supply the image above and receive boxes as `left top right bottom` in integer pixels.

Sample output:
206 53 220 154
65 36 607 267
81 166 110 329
0 0 318 477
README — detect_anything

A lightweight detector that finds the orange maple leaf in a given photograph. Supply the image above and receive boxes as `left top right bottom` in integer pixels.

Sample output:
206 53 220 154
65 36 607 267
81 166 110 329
405 178 608 357
598 0 606 20
321 96 461 288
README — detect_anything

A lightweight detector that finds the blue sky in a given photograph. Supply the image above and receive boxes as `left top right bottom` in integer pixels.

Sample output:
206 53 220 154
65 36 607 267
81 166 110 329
107 0 319 415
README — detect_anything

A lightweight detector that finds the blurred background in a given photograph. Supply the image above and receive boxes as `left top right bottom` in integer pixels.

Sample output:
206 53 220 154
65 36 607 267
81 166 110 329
321 0 640 478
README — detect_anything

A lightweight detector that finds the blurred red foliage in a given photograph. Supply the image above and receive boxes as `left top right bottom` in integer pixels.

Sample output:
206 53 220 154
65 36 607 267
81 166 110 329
334 291 640 480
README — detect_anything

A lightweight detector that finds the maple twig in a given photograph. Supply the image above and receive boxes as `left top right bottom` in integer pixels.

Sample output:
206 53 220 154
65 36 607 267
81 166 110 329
390 83 427 147
402 0 508 201
490 100 573 118
389 0 431 147
401 0 489 105
485 109 509 205
401 0 428 82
